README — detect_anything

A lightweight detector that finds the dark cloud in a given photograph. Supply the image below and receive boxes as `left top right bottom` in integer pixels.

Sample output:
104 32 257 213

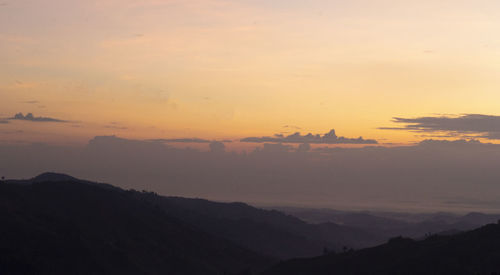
418 139 486 147
22 100 40 104
486 132 500 140
380 114 500 139
0 120 8 124
8 113 67 123
241 129 377 144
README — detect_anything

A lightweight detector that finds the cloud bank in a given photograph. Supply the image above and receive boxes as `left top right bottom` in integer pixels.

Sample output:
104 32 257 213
380 114 500 140
1 136 500 212
241 129 377 144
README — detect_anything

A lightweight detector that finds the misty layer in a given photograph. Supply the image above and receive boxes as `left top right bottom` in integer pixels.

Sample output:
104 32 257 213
1 136 500 212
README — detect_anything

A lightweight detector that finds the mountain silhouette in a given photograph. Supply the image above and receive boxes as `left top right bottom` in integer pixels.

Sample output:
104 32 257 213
273 206 500 243
0 174 273 275
4 173 500 275
131 192 380 259
264 222 500 275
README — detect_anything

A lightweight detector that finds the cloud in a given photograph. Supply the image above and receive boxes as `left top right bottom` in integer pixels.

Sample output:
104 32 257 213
283 125 301 130
104 125 128 130
0 120 8 124
209 141 225 153
22 100 39 104
418 139 486 147
104 122 128 130
0 130 23 134
262 142 293 152
3 135 500 212
297 143 311 152
241 129 378 144
152 138 232 143
8 113 67 123
380 114 500 139
153 138 212 143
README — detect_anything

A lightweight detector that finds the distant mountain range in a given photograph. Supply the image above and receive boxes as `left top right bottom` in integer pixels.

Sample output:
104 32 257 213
270 206 500 243
2 173 500 274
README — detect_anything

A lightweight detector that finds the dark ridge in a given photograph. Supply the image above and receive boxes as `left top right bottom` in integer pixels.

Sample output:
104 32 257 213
5 173 499 275
4 172 85 185
4 172 118 190
0 177 273 275
0 173 382 261
32 172 80 183
263 223 500 275
133 193 381 259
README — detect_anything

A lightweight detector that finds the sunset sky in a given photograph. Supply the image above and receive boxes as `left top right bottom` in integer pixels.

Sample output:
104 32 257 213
2 0 500 147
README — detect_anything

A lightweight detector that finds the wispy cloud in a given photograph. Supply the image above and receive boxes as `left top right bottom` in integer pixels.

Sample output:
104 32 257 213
22 100 39 104
283 125 301 130
241 129 377 144
380 114 500 140
152 138 212 143
104 122 128 130
150 137 232 143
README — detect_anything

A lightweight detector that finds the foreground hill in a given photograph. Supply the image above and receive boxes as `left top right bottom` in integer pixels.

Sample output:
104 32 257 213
264 223 500 275
0 175 272 275
6 172 499 275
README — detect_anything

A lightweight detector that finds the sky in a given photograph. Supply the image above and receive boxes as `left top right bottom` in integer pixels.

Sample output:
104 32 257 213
2 0 500 212
2 0 500 146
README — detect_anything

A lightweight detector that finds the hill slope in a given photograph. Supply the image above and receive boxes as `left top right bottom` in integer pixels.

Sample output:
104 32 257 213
0 178 273 275
1 173 381 263
135 193 380 259
264 223 500 275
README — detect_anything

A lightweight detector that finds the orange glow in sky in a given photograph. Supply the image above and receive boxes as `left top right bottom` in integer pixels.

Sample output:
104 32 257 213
1 0 500 147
